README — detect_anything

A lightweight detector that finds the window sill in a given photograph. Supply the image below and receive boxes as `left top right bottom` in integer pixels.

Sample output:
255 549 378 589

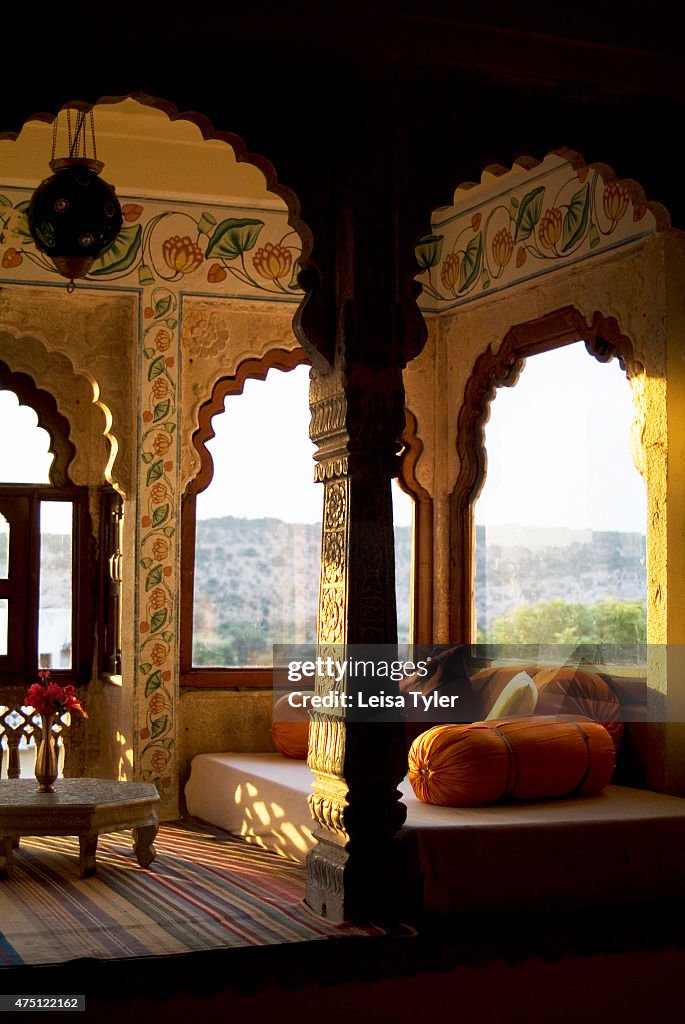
100 673 123 687
181 668 273 690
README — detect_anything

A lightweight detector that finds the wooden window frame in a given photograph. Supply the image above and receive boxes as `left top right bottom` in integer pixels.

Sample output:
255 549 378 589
0 485 93 684
97 485 123 679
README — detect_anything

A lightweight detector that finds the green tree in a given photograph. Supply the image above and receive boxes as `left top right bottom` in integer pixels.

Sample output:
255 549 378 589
487 598 646 646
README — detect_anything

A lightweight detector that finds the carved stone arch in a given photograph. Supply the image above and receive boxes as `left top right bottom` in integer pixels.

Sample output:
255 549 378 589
397 407 433 644
187 346 311 497
449 305 644 642
0 300 130 495
0 357 76 485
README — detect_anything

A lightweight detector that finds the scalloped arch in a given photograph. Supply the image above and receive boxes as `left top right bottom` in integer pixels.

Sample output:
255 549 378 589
4 91 327 369
0 358 75 485
445 147 671 229
188 347 311 498
449 305 644 642
0 322 124 496
397 406 434 644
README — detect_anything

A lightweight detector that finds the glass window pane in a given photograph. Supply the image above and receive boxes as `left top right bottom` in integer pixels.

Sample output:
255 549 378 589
474 343 646 660
39 501 73 669
0 598 7 656
0 513 8 578
0 391 53 483
193 365 321 667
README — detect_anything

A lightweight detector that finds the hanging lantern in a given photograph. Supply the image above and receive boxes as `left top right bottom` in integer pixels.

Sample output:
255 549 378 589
27 108 123 290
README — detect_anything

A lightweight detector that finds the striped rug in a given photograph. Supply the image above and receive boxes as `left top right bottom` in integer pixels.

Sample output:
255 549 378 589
0 819 385 967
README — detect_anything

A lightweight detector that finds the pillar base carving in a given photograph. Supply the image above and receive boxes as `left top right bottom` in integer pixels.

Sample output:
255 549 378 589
304 829 421 925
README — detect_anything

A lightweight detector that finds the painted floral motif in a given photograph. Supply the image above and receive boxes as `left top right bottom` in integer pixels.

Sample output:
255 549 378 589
417 163 653 307
603 182 630 223
253 241 293 281
138 286 178 795
0 188 304 300
491 228 514 268
538 206 563 249
162 235 204 276
0 196 29 269
440 252 460 294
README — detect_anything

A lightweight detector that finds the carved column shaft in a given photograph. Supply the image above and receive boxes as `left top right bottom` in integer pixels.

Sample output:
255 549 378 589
304 361 419 923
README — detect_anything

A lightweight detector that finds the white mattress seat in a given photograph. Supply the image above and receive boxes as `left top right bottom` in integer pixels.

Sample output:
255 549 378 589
185 753 316 862
184 752 685 916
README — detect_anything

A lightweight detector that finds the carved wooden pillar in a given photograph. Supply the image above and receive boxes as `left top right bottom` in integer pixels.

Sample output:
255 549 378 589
304 361 419 923
289 81 429 923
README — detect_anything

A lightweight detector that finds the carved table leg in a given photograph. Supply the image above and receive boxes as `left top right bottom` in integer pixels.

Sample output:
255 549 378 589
78 832 99 877
132 819 158 868
0 837 14 878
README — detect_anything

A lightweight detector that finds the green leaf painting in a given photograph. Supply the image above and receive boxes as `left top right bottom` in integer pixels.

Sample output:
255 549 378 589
154 294 174 319
205 218 264 260
459 234 482 293
288 258 302 290
144 671 163 696
151 715 169 739
415 234 444 271
9 200 32 240
146 460 164 485
148 356 166 381
150 608 168 633
152 503 169 527
89 225 142 276
561 184 590 252
514 187 545 242
153 399 171 422
146 565 164 590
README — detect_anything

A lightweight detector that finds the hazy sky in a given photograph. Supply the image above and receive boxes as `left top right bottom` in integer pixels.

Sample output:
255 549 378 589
197 364 414 526
0 343 644 533
476 341 645 533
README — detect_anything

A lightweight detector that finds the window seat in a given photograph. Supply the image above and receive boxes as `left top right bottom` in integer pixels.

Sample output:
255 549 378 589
184 752 685 917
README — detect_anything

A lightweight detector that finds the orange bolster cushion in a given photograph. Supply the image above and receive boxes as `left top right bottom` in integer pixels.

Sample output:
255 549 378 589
408 716 616 807
271 692 311 760
533 666 624 749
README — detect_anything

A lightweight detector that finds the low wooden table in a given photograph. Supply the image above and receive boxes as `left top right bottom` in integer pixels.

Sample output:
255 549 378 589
0 778 160 879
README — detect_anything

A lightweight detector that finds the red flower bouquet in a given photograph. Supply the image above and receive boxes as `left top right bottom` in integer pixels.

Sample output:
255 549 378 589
24 669 88 718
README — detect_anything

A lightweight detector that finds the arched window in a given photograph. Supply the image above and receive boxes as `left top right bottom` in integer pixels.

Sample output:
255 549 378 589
194 362 320 669
474 342 646 660
0 364 92 683
392 479 414 645
181 356 419 685
182 354 316 686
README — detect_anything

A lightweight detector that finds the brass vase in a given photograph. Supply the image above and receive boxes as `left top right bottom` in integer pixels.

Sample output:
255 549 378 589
35 713 58 793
